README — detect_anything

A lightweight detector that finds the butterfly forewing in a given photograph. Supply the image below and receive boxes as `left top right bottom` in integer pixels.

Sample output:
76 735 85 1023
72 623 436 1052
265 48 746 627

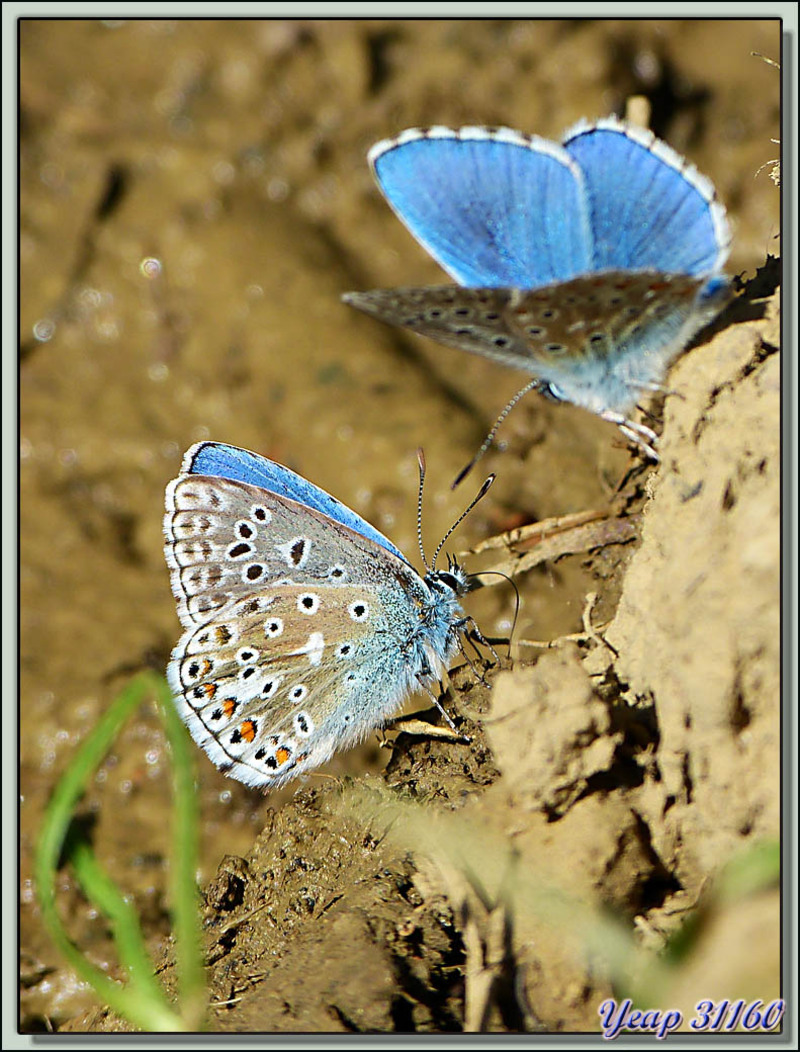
369 127 593 287
183 441 408 563
165 473 412 627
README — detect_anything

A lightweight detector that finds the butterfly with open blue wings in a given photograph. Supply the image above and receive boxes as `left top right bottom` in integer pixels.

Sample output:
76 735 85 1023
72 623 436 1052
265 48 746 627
344 117 733 464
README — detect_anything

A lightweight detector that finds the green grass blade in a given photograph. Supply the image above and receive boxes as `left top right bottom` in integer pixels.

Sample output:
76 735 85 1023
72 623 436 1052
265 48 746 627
34 674 186 1032
154 675 206 1029
68 836 181 1013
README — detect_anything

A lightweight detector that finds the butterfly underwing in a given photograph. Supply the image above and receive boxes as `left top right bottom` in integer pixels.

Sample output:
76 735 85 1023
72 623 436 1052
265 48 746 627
164 442 474 790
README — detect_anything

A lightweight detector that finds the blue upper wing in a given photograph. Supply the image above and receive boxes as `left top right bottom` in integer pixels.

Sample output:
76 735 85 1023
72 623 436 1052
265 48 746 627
370 127 593 288
184 443 409 564
563 118 730 277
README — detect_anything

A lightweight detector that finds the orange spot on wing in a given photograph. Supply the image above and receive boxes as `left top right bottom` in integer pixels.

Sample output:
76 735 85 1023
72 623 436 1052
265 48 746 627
240 720 257 743
222 697 238 718
275 747 292 765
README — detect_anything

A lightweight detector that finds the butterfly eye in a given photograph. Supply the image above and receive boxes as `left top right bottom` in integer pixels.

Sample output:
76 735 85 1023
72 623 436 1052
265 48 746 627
184 657 214 682
435 572 461 594
273 744 294 767
238 719 258 743
541 383 565 403
277 536 311 568
251 505 272 524
289 685 308 703
348 601 370 622
215 625 234 645
192 682 217 702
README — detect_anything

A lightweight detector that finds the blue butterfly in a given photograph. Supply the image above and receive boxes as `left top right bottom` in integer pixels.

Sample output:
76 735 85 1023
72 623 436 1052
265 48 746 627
343 117 733 463
164 442 484 789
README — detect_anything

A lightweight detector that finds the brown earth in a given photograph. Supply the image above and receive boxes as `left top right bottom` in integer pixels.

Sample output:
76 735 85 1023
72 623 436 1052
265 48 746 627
19 17 781 1034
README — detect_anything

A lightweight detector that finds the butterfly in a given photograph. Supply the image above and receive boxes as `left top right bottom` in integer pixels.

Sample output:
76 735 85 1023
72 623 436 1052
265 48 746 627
164 442 488 789
343 117 733 468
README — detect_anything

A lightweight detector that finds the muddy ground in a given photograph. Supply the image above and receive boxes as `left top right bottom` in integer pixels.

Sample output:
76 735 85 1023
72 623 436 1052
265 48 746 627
19 17 781 1034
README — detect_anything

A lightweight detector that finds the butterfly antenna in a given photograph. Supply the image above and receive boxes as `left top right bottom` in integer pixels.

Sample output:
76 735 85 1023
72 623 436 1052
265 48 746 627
452 378 541 489
416 448 430 571
431 473 495 570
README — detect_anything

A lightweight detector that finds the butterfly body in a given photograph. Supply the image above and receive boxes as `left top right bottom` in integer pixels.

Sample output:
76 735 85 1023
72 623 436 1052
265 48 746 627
164 443 469 789
344 118 732 452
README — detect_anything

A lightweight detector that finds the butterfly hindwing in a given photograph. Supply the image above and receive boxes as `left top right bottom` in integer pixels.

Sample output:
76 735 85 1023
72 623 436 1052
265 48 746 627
343 285 530 367
168 580 420 790
344 271 732 418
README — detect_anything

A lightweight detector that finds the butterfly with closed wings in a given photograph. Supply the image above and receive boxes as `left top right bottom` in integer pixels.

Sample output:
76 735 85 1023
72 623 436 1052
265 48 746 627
164 442 491 789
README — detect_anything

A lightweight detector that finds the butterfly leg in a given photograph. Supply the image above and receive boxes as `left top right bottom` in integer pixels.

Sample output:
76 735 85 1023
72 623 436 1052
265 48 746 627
629 380 685 399
415 666 463 736
455 635 490 687
600 410 660 462
460 615 501 668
